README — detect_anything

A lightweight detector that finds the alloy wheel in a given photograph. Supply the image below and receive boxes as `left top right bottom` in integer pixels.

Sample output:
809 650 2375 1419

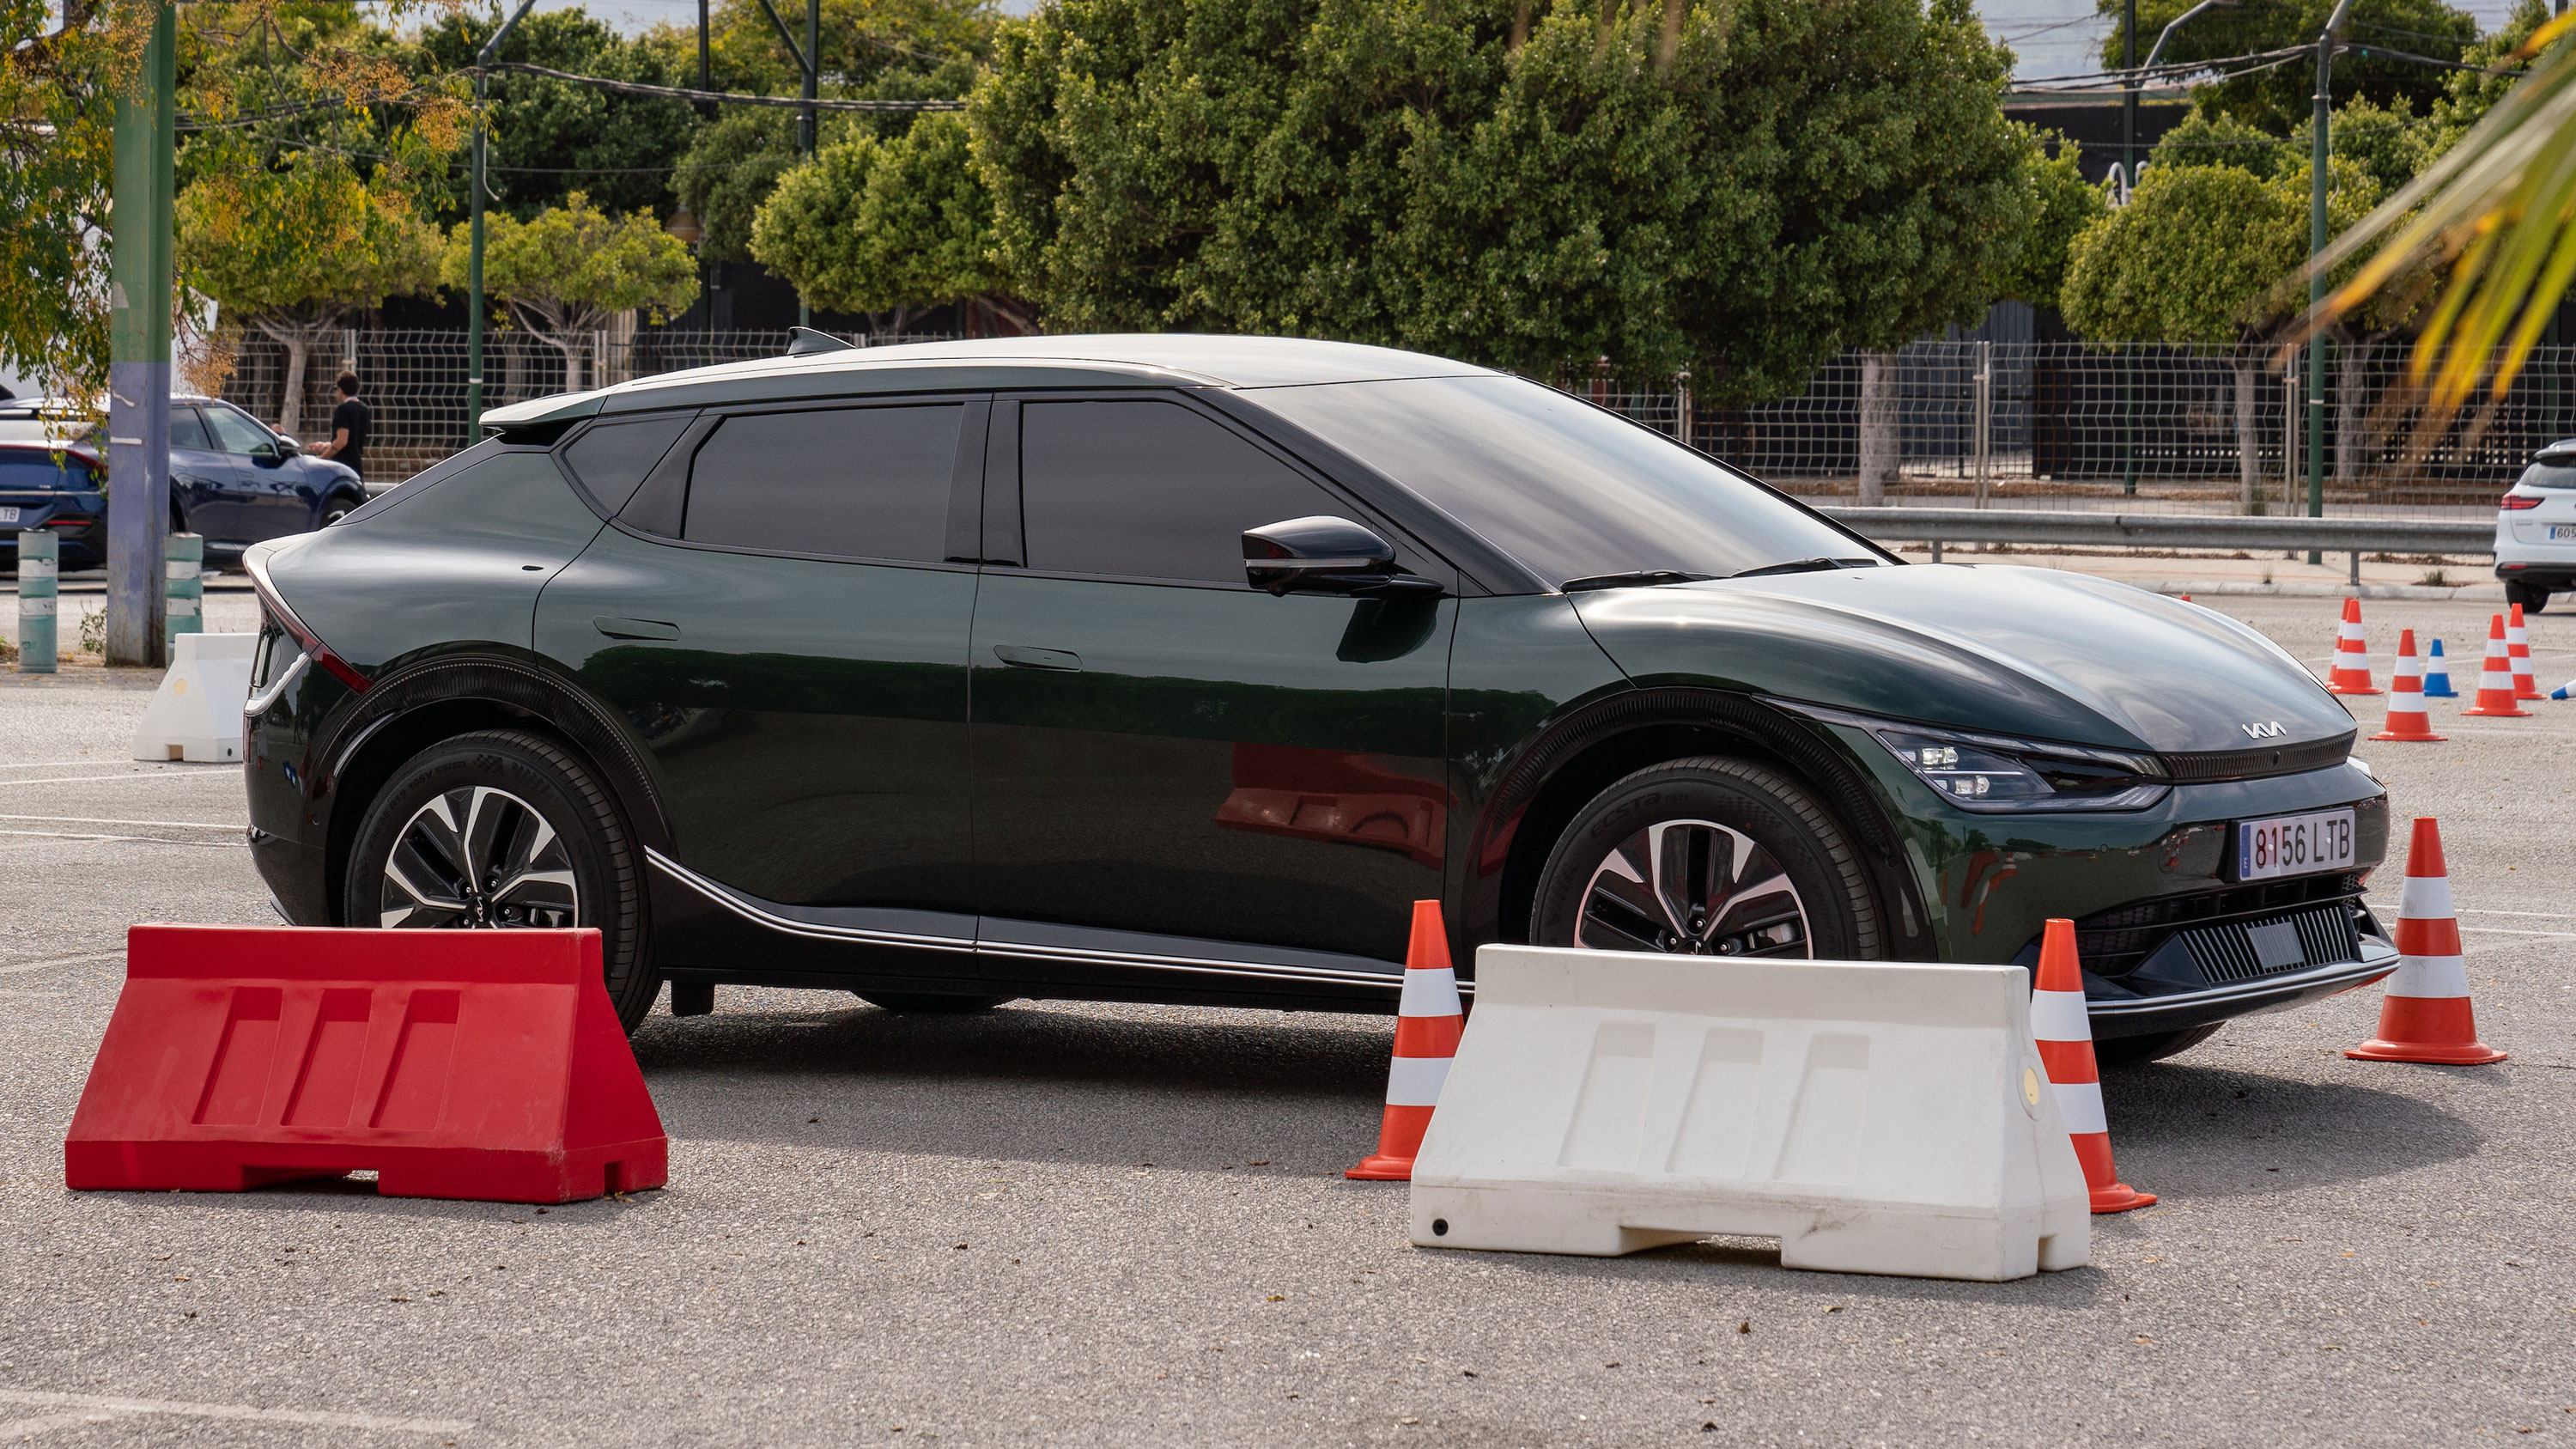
1573 818 1811 957
377 785 580 930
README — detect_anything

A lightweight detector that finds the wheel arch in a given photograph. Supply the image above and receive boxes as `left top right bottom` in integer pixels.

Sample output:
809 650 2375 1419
1466 687 1934 960
316 655 671 924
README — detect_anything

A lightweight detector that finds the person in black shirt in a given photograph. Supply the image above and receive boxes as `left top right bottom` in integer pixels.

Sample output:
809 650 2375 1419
316 372 370 478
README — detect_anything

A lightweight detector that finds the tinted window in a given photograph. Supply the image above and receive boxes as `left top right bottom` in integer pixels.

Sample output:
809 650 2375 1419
1252 374 1879 588
2520 461 2576 490
1019 399 1344 584
683 405 960 563
0 453 99 490
203 405 276 455
167 408 213 451
349 450 602 544
563 413 693 514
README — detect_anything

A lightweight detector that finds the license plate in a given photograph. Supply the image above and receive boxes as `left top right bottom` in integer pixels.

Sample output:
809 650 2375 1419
2550 526 2576 540
0 507 17 524
2236 808 2356 881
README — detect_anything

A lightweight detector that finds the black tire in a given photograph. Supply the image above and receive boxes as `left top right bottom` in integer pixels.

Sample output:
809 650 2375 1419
2503 580 2549 614
2093 1023 2222 1067
343 728 657 1032
854 992 1015 1014
319 491 364 528
1532 756 1881 959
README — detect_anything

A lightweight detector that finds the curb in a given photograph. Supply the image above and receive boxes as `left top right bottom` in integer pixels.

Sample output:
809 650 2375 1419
2130 579 2509 602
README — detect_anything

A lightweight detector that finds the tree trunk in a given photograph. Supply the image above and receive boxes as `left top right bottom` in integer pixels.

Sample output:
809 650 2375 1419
2233 356 2262 516
252 317 341 439
1856 351 1899 504
2335 333 2372 488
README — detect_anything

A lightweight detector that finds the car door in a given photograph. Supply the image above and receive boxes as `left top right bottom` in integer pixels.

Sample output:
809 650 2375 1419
969 393 1456 986
534 399 988 965
200 401 305 540
166 407 244 543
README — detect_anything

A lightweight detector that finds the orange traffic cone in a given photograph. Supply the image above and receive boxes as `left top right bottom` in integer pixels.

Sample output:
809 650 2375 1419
1348 900 1465 1181
2459 614 2531 717
2325 598 2380 695
2347 819 2506 1065
2507 603 2543 700
2371 630 2445 742
2031 919 2154 1213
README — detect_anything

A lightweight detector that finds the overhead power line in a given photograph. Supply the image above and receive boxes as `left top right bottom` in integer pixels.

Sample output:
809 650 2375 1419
473 62 963 112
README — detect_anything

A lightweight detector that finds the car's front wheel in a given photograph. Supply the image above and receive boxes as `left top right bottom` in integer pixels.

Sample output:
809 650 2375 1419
1532 757 1881 959
344 729 658 1030
319 491 364 528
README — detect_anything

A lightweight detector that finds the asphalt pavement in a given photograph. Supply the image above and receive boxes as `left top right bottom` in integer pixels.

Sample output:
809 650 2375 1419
0 594 2570 1446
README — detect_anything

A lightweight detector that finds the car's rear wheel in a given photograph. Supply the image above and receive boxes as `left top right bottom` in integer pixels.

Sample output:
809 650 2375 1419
344 729 658 1031
1532 757 1880 959
854 992 1015 1014
2093 1023 2222 1067
2504 580 2549 614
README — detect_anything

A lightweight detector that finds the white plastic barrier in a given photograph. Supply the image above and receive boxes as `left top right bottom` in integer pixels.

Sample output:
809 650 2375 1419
130 632 257 764
1409 947 2093 1282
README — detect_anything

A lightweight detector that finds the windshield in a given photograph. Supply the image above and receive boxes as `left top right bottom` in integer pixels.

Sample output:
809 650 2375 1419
1249 374 1884 589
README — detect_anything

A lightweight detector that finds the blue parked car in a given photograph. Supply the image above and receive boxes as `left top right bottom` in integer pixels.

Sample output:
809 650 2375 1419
0 395 367 571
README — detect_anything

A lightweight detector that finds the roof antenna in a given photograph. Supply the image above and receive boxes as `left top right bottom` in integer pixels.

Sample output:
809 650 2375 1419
786 326 858 357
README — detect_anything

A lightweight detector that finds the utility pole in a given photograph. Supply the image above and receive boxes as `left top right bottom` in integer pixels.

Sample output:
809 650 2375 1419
467 0 544 440
2122 0 2138 497
106 0 174 668
2307 0 2360 560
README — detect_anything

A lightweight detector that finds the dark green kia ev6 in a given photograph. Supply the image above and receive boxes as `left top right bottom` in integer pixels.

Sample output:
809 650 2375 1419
241 335 2396 1064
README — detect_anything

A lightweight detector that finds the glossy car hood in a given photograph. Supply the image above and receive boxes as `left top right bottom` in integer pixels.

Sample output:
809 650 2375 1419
1571 563 2356 754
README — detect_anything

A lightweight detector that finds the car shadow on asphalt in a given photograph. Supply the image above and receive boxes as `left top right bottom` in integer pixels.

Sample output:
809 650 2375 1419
629 999 1399 1172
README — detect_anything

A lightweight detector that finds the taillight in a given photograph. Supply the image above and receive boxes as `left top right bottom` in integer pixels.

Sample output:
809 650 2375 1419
2500 493 2543 510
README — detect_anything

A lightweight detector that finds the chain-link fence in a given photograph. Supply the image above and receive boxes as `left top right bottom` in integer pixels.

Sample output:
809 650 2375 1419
214 328 2576 514
1574 341 2576 520
210 326 962 484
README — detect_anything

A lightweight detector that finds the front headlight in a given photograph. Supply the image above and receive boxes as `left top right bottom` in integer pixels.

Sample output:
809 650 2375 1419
1783 704 2172 813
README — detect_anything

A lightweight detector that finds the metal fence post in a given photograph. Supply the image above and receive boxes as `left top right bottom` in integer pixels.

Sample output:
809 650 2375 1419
15 530 56 673
2281 364 2301 532
1971 339 1993 508
165 531 201 648
1674 369 1692 450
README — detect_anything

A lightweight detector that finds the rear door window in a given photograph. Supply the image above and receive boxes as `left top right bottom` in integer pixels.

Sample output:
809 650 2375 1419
167 408 214 452
1017 399 1345 585
683 405 962 563
562 413 695 514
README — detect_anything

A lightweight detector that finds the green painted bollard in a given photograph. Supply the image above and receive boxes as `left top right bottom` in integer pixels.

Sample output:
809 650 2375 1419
165 531 201 647
16 529 56 673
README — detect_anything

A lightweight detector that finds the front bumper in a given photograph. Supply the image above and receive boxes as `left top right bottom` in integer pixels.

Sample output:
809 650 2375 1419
2083 934 2397 1036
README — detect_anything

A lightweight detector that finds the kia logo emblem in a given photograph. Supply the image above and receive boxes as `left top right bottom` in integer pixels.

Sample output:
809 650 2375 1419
2242 721 2285 740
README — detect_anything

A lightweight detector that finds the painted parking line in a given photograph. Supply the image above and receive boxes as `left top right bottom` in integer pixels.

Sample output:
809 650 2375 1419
0 951 122 977
0 1389 472 1437
0 770 242 788
0 814 245 830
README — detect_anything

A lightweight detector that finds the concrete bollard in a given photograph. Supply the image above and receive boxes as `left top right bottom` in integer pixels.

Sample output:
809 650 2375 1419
16 529 57 673
165 532 202 648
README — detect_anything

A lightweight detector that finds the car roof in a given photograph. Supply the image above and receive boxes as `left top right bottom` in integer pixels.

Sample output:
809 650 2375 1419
490 335 1498 425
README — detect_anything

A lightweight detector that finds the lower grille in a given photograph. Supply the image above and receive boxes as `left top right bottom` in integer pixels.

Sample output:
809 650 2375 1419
2074 874 2366 978
2178 904 2362 984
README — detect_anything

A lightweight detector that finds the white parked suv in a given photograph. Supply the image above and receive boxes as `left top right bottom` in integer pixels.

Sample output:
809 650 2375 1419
2494 439 2576 614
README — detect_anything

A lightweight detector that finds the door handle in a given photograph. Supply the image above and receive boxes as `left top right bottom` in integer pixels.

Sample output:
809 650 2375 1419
993 644 1080 671
594 617 682 641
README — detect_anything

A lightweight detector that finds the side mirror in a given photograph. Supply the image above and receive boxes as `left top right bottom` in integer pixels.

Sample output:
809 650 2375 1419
271 436 301 457
1243 515 1437 597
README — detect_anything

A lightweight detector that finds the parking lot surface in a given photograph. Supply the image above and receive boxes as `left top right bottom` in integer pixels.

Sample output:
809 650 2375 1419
2 593 2571 1446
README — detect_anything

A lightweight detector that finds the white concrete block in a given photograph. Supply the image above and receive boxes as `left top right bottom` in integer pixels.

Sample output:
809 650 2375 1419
1409 947 2092 1282
130 632 257 764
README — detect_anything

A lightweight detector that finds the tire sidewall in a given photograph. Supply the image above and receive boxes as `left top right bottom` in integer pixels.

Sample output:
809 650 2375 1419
1532 760 1877 959
343 730 654 1026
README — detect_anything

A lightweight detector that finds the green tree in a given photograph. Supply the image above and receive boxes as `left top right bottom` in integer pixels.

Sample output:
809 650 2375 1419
751 112 1020 332
0 0 137 400
415 8 697 221
179 168 442 436
2063 161 2379 509
974 0 2034 405
671 108 808 265
1996 131 2109 311
442 193 698 393
2093 0 2476 132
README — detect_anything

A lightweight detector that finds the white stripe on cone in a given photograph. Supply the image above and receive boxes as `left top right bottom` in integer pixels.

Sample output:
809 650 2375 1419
1396 965 1462 1018
2053 1082 2109 1135
2385 953 2471 999
2399 873 2454 920
1384 1054 1452 1107
2030 988 2090 1043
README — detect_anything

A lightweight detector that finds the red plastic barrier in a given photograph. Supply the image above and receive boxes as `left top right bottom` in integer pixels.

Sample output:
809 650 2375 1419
65 926 667 1203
